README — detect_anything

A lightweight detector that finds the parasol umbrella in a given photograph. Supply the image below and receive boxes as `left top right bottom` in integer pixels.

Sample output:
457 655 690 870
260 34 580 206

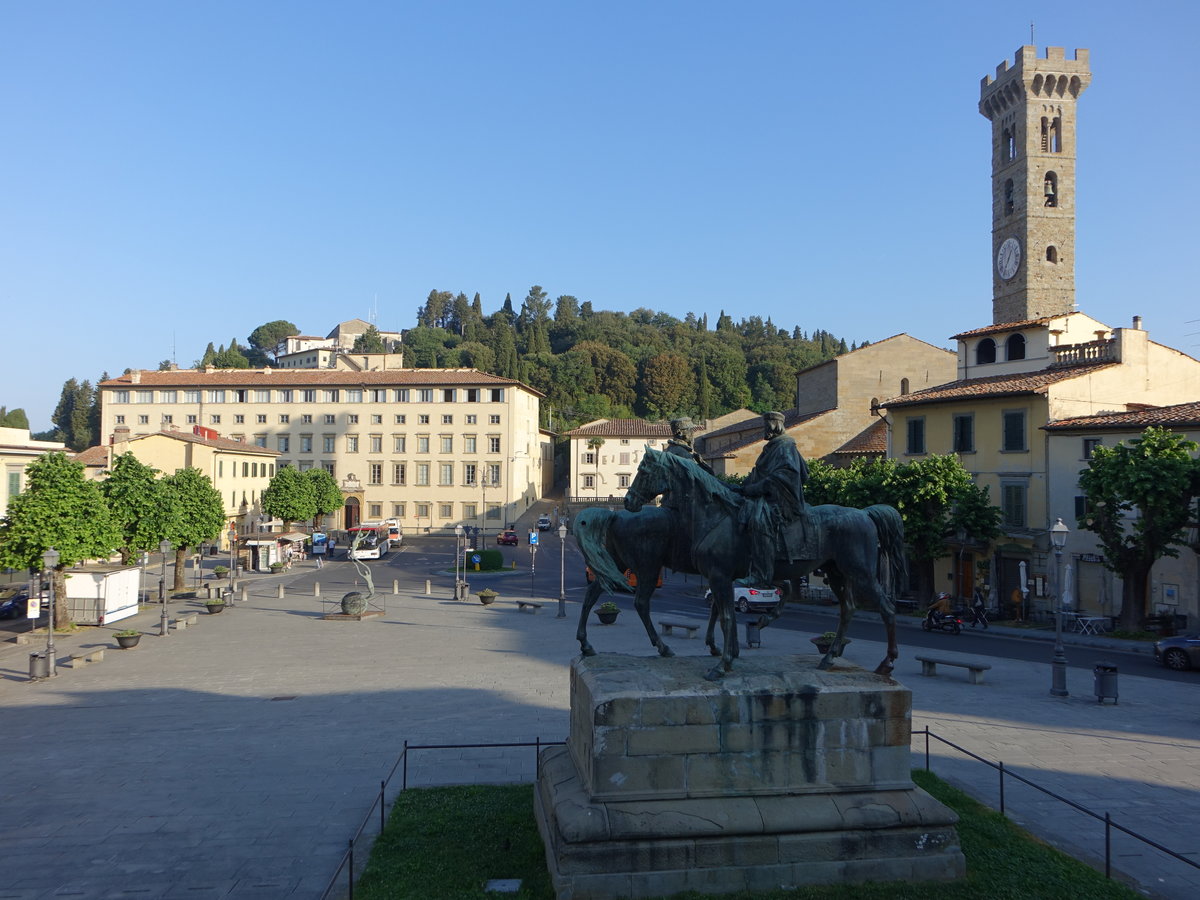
1061 563 1074 611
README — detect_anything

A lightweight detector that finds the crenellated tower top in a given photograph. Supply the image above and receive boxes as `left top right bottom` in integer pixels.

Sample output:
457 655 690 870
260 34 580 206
979 47 1092 325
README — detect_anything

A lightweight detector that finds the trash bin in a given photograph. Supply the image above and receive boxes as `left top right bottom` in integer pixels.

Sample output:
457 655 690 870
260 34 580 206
744 623 762 649
29 651 49 680
1094 662 1118 705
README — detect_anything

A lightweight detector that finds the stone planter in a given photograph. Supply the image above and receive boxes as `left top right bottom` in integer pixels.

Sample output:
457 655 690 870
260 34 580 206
205 602 226 615
477 589 498 606
115 633 141 649
596 610 619 625
811 635 849 654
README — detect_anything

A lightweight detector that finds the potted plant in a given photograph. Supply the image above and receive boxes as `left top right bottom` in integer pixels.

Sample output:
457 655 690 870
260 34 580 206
269 561 287 573
114 629 141 649
811 631 849 654
476 588 498 606
596 601 620 625
205 597 227 614
212 565 229 579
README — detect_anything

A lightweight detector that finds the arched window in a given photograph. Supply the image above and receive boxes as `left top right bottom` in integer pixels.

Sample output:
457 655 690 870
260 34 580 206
1051 116 1062 152
976 338 997 365
1044 171 1058 207
900 378 910 395
1040 117 1049 151
1003 127 1016 161
1006 333 1026 361
1004 179 1015 216
1046 245 1058 263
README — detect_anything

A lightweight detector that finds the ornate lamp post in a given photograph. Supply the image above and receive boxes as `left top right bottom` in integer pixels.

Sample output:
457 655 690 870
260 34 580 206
1049 517 1069 697
557 522 568 618
42 548 60 677
159 539 173 637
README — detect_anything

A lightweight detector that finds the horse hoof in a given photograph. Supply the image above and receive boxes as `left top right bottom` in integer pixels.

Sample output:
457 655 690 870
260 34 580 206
703 666 725 682
581 647 596 658
659 646 675 658
707 646 720 658
817 655 834 671
874 660 895 677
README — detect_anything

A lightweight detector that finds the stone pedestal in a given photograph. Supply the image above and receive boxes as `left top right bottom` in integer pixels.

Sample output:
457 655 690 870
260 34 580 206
535 654 964 899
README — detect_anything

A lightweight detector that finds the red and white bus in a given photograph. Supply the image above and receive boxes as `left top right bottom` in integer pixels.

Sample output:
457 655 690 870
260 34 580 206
347 524 388 560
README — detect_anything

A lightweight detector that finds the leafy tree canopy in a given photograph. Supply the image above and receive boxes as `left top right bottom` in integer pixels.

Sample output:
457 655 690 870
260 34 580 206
248 320 300 360
100 453 167 563
304 468 343 522
0 407 30 429
261 465 318 526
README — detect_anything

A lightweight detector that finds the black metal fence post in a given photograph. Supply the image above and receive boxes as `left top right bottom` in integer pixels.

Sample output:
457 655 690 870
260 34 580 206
380 780 386 834
999 760 1005 815
347 838 354 900
1105 812 1111 878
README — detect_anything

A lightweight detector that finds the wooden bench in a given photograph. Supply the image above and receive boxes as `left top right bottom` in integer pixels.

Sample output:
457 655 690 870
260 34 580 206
914 655 990 684
515 601 543 613
67 648 106 668
659 620 700 639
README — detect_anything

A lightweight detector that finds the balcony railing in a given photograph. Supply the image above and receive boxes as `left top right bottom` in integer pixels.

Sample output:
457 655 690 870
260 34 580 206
1050 339 1117 367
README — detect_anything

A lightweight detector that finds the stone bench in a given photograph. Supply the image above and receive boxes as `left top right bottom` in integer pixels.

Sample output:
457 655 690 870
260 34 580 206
658 620 700 639
67 648 106 668
516 601 543 613
173 613 199 631
915 655 991 685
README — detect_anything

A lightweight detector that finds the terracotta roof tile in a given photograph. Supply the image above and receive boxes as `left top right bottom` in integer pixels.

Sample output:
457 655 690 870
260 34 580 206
72 446 110 467
701 409 828 458
880 363 1116 408
1044 400 1200 432
564 419 672 439
830 420 888 456
950 318 1052 340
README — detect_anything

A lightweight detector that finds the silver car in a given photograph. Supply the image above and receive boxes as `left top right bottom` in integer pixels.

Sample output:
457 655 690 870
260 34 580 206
1154 633 1200 671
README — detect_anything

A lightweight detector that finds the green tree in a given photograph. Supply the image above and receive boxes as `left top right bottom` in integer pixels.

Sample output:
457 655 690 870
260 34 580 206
0 407 29 428
159 467 227 589
639 352 695 419
1078 427 1200 630
51 378 97 450
99 453 166 564
261 465 318 529
0 452 119 627
247 320 300 362
353 325 387 353
304 468 343 528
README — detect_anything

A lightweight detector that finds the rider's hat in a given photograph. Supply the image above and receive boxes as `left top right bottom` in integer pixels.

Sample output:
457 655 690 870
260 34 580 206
763 411 785 426
670 417 695 432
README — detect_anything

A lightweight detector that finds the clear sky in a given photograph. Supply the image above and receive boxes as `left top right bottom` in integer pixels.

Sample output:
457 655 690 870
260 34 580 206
4 1 1197 431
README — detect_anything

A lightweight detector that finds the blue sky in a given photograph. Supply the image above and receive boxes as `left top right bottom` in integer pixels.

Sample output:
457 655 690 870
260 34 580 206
4 1 1197 431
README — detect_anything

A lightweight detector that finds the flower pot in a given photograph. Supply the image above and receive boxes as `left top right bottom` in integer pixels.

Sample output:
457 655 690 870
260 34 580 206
477 589 498 606
811 635 849 654
596 611 619 625
115 633 141 649
205 602 226 615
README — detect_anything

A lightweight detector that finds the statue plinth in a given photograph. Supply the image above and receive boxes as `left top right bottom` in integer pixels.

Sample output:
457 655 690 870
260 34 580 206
536 654 964 899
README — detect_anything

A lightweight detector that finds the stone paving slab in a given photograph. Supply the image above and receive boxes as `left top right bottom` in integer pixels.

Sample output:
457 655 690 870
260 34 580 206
0 559 1197 899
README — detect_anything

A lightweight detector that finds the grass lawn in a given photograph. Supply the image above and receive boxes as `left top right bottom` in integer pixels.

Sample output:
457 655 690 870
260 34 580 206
353 770 1142 899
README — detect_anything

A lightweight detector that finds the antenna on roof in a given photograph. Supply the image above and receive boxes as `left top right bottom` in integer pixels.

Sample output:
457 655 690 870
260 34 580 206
1030 21 1035 45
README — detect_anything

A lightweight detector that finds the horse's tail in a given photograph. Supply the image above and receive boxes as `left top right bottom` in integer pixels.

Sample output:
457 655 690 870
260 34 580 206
574 507 634 595
866 505 907 616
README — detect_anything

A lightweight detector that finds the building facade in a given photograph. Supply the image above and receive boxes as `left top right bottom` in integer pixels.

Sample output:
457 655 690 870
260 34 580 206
1 427 67 515
97 367 546 536
563 419 672 503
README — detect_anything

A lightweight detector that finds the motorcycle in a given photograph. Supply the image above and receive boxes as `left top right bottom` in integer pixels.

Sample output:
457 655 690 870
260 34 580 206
923 594 962 634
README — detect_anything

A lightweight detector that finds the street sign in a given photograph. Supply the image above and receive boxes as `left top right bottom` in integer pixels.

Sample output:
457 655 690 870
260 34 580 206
471 553 481 564
26 596 40 619
529 531 539 546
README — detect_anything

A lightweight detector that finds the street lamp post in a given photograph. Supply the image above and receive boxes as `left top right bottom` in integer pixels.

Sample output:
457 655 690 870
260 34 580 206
42 548 60 677
454 524 464 601
1050 517 1069 697
228 525 238 608
159 539 173 637
557 522 567 618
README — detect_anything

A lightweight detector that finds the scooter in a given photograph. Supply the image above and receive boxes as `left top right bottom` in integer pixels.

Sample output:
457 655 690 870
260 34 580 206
923 594 963 634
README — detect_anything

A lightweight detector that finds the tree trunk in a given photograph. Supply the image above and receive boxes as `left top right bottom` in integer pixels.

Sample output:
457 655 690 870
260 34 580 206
51 567 74 630
1118 564 1151 631
173 547 188 591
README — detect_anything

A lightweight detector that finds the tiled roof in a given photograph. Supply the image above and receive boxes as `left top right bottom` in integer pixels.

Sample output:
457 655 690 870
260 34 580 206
950 318 1052 340
72 446 110 467
830 420 888 456
564 419 672 439
1044 401 1200 432
880 363 1116 408
99 367 542 396
140 430 283 454
701 409 828 458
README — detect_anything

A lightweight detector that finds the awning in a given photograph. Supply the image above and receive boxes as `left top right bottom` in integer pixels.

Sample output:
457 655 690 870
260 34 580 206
278 532 310 543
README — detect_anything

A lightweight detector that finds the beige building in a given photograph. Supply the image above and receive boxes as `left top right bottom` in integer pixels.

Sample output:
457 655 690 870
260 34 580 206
76 427 280 549
96 367 546 536
1045 402 1200 627
1 427 67 515
702 335 956 476
879 46 1200 619
563 419 672 503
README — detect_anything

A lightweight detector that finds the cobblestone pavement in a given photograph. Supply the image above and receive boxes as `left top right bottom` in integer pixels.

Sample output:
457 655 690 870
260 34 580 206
1 551 1196 899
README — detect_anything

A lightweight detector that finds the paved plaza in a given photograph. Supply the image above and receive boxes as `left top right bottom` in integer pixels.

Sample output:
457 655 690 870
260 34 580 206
1 545 1197 899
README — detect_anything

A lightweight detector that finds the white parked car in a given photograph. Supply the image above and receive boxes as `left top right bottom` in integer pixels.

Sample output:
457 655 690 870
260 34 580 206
704 585 783 614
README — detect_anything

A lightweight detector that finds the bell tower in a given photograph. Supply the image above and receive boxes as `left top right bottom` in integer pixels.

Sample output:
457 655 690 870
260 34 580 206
980 46 1091 324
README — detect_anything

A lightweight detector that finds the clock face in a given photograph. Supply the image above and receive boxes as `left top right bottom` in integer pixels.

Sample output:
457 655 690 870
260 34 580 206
997 237 1021 281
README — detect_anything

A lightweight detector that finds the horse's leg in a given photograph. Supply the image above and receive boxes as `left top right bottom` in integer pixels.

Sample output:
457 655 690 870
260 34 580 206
576 580 605 656
704 574 737 681
634 578 673 657
818 566 854 670
756 576 790 631
704 589 721 657
860 570 898 676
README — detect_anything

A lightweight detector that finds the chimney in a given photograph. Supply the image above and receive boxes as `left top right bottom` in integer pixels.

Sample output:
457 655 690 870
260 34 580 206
1132 315 1143 330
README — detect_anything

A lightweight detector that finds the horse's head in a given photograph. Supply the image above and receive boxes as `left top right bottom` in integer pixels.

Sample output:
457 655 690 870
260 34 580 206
625 447 669 512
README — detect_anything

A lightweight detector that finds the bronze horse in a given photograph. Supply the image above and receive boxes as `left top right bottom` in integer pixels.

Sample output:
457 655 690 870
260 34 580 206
615 448 905 680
